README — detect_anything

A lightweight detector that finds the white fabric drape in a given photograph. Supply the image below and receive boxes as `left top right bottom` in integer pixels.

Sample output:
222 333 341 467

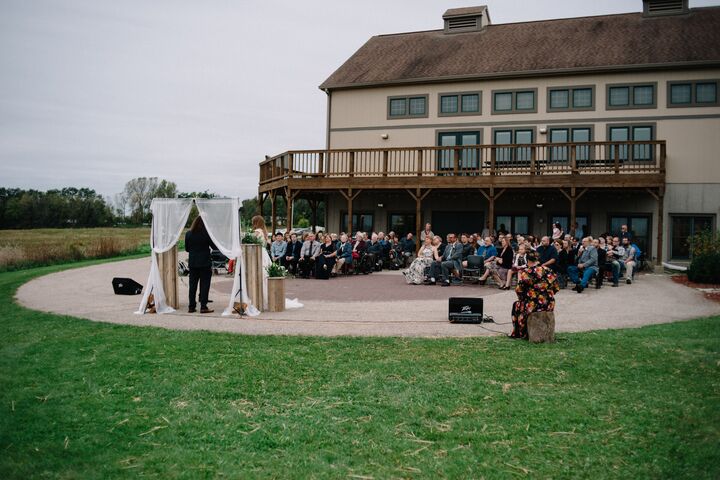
195 198 258 316
136 198 194 314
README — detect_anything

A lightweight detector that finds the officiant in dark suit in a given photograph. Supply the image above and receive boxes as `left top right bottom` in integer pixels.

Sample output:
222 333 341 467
185 216 216 314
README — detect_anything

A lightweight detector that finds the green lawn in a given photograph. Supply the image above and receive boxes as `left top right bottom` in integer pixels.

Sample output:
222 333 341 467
1 261 719 479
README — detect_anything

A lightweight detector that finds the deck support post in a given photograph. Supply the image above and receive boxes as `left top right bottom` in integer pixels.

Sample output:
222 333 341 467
559 187 588 237
284 187 296 232
310 199 318 233
479 187 505 235
406 188 432 250
647 187 665 269
339 189 362 235
270 190 277 235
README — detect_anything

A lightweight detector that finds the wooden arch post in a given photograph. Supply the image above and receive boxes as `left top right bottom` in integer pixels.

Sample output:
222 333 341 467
284 187 297 232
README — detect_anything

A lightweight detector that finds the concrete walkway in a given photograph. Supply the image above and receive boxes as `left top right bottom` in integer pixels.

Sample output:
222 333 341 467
15 257 720 338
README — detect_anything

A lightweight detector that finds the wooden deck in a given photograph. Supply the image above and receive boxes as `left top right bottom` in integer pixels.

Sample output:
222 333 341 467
259 141 666 192
257 141 667 265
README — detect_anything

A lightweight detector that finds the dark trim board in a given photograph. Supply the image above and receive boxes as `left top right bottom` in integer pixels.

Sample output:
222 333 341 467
329 113 720 132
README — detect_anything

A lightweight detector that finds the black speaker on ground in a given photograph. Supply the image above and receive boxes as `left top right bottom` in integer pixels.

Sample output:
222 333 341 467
112 277 143 295
448 297 483 324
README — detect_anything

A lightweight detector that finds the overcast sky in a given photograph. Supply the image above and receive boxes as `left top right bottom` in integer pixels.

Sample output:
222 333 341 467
1 0 717 201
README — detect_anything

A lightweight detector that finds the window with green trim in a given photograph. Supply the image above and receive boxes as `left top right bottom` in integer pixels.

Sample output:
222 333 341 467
668 80 718 107
492 89 537 114
387 95 428 119
607 83 656 109
548 86 594 111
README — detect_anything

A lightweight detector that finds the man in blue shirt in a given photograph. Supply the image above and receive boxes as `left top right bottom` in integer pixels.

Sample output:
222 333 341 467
475 236 498 260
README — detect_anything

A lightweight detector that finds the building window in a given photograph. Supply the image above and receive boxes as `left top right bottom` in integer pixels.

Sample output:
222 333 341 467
438 91 482 116
671 215 715 259
495 215 530 235
388 213 416 236
668 80 719 107
341 212 374 234
437 131 481 173
547 86 595 111
548 127 592 162
608 125 654 162
607 83 657 109
492 89 537 114
387 95 428 119
493 128 534 163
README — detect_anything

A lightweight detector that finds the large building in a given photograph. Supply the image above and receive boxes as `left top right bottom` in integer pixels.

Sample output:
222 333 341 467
258 0 720 265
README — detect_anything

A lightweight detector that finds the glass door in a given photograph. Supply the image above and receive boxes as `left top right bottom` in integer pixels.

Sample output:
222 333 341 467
437 131 480 175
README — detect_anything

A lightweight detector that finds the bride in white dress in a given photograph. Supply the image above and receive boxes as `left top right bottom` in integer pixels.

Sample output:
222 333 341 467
251 215 271 310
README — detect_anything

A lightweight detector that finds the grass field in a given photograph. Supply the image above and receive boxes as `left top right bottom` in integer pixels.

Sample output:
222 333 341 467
0 228 150 271
1 260 719 479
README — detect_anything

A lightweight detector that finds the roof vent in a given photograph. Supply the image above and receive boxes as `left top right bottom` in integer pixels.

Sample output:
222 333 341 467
443 6 491 34
642 0 688 16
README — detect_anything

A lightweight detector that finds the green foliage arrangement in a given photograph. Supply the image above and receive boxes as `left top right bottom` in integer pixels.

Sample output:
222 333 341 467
241 231 264 245
687 228 720 257
266 262 288 278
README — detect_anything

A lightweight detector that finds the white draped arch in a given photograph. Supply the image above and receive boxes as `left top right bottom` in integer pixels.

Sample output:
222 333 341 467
135 197 260 316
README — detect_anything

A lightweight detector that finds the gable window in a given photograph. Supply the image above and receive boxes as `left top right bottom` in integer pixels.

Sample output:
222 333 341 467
607 83 657 109
438 91 482 116
668 80 719 107
547 86 595 111
608 125 654 162
492 89 537 114
387 95 428 119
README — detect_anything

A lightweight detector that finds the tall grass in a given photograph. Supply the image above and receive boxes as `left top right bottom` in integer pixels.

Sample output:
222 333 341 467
0 228 150 271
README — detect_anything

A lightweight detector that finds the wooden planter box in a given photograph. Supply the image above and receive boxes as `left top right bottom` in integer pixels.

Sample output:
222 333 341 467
241 244 264 311
267 277 285 312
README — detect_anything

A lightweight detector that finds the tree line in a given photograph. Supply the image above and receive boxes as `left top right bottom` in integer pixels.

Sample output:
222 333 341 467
1 177 324 230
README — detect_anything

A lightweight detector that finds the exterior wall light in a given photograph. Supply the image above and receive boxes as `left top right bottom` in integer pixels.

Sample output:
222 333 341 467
381 133 389 139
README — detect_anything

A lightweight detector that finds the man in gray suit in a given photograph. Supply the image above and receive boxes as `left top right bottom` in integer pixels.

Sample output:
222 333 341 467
428 233 463 286
298 233 321 278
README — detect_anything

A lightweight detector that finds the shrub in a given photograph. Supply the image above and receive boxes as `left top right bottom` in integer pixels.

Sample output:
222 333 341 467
688 228 720 257
687 252 720 284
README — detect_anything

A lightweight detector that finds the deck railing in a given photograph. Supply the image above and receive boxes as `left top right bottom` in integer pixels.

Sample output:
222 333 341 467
259 141 666 185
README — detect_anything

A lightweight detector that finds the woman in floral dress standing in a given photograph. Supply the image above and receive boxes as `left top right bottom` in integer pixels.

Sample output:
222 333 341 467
510 251 560 340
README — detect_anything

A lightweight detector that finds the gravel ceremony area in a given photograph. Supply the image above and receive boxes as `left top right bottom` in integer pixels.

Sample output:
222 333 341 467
16 257 720 337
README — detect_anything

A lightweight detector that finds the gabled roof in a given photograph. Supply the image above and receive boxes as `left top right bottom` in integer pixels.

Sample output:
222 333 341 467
319 7 720 90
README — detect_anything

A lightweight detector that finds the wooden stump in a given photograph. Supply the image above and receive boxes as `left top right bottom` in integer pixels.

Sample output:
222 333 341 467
527 311 556 343
267 277 285 312
157 246 178 309
242 244 264 311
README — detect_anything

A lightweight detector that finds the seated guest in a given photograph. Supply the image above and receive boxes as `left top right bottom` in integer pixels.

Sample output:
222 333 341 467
481 222 495 240
403 235 435 285
567 237 598 293
332 233 353 275
428 233 462 286
604 237 622 287
316 234 337 278
330 233 339 249
593 238 607 289
555 239 570 288
378 232 391 261
365 232 383 269
460 233 474 268
476 236 498 261
298 233 321 278
509 251 560 340
270 232 287 264
351 231 366 268
536 236 558 271
479 236 514 289
622 237 639 284
282 232 302 274
400 233 416 267
504 243 528 289
552 222 564 241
